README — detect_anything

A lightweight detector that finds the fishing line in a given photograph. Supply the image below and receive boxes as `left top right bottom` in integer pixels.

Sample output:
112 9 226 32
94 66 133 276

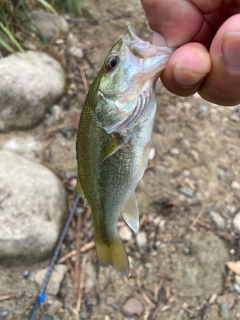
29 193 81 320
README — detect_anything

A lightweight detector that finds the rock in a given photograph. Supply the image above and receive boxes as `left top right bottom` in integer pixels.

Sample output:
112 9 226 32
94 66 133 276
39 315 53 320
2 136 41 155
209 211 225 230
233 212 240 231
231 181 240 190
0 51 65 131
229 113 240 122
178 186 194 198
0 309 10 319
46 300 62 316
67 33 84 59
33 264 68 295
136 232 147 248
217 293 235 310
233 283 240 293
235 274 240 284
26 10 69 39
0 150 67 265
209 293 218 304
119 226 132 241
122 298 144 316
226 261 240 275
169 233 229 301
170 148 180 156
220 302 229 320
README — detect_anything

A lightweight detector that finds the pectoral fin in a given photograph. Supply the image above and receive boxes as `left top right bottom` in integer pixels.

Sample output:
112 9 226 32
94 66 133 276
122 192 139 233
76 177 88 206
101 137 123 163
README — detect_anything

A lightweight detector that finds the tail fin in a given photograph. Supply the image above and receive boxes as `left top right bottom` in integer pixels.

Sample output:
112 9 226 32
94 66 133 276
95 235 129 276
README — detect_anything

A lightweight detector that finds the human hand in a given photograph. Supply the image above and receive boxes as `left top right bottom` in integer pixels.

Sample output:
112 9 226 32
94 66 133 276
140 0 240 106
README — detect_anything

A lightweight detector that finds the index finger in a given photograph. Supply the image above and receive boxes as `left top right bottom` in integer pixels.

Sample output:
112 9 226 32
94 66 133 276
140 0 237 45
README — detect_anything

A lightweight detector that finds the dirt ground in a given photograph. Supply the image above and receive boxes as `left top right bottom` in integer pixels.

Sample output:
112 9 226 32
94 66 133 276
0 0 240 319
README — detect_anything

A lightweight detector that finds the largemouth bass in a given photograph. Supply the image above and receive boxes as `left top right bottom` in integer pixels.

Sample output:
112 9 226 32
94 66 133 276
76 26 174 276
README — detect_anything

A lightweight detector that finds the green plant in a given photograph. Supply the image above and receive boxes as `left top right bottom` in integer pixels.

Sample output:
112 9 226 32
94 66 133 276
0 0 81 53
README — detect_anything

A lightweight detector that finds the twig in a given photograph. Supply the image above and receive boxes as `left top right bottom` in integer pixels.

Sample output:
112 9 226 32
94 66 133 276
57 241 95 264
153 278 164 303
79 65 89 93
76 257 87 319
189 203 206 229
136 272 156 309
0 295 14 301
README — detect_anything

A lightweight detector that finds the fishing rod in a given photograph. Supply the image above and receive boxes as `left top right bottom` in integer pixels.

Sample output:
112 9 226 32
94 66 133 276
29 193 81 320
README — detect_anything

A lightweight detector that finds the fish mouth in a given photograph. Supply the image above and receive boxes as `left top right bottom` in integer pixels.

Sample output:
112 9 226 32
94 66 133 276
123 25 175 60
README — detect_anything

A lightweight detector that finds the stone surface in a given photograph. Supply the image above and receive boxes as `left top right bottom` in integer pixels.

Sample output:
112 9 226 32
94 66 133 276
0 51 65 131
209 211 226 230
33 265 68 295
157 232 229 303
122 298 144 316
0 150 67 265
136 231 147 248
178 186 194 198
26 10 69 39
233 212 240 231
119 226 132 241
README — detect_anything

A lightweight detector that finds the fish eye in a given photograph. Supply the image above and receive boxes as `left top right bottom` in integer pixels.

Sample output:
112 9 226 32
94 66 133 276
105 55 119 71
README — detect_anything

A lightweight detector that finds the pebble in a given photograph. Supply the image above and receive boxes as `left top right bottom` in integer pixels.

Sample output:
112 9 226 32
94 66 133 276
209 293 218 304
122 298 143 316
231 181 240 190
229 113 240 122
217 293 235 310
39 316 53 320
33 264 68 295
47 300 63 316
119 226 132 241
220 303 229 320
170 148 180 156
233 212 240 231
233 283 240 294
0 309 10 319
178 186 194 198
60 124 76 139
23 270 30 279
235 275 240 284
209 211 225 230
181 138 191 149
148 147 155 160
136 232 147 248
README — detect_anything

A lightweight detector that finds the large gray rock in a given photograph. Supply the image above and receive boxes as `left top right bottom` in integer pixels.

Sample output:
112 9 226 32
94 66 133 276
0 150 67 265
0 51 65 131
26 10 69 39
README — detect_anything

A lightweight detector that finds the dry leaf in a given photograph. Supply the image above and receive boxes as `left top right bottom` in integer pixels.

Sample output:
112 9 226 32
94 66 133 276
226 261 240 275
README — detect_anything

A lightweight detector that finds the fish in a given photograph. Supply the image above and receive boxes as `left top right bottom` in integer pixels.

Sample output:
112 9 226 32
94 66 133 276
76 26 174 276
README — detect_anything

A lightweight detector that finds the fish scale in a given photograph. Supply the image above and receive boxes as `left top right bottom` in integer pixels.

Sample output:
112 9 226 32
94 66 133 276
77 26 174 275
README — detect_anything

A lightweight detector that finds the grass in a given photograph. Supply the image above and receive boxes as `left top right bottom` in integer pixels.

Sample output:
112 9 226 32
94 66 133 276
0 0 81 53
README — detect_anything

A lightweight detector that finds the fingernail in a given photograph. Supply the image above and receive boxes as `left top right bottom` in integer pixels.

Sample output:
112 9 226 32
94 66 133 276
221 32 240 73
173 64 207 88
152 32 166 46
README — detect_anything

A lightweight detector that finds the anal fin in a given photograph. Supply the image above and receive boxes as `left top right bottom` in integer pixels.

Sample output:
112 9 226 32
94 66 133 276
122 192 139 233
